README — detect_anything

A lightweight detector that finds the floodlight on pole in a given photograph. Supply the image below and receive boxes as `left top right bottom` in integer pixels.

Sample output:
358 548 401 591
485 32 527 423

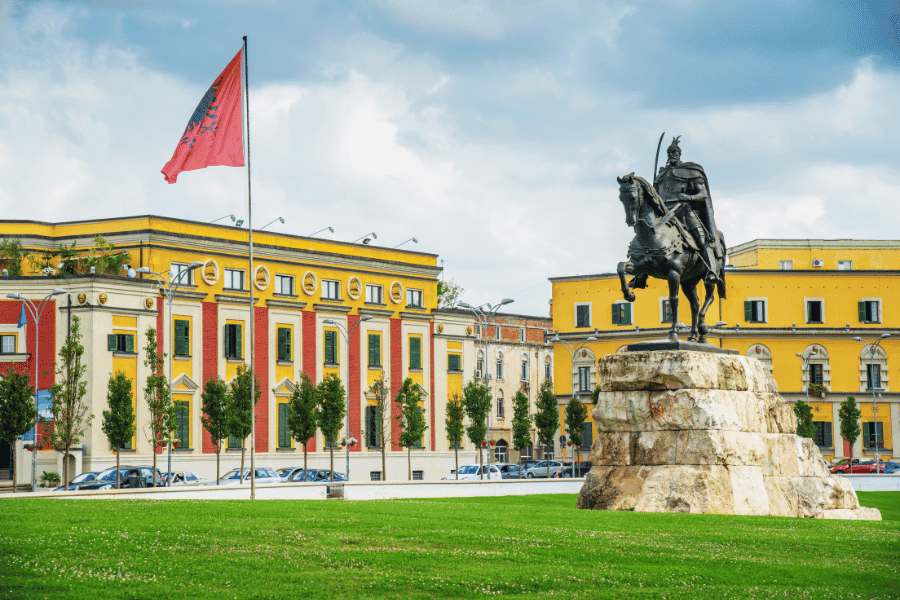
308 226 335 237
352 232 378 244
210 214 237 225
394 237 418 248
260 217 286 230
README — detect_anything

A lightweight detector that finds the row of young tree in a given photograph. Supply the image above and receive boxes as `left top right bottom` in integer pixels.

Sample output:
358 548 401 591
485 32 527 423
794 396 869 465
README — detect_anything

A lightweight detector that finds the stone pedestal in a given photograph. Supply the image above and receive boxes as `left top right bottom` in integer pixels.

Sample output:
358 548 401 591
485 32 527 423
578 351 880 520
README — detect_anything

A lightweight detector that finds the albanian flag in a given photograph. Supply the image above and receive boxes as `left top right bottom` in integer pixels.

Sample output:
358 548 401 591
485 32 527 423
161 49 245 184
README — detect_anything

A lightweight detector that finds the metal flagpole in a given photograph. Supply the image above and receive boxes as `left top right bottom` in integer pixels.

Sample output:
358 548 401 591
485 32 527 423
243 35 256 500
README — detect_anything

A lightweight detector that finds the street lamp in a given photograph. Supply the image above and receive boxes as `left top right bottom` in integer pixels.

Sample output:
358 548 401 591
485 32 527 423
352 232 378 245
322 315 373 481
458 298 515 479
551 332 598 478
853 333 891 473
6 288 66 490
308 226 335 237
210 214 237 225
394 237 418 248
260 217 285 230
135 262 204 485
795 346 819 404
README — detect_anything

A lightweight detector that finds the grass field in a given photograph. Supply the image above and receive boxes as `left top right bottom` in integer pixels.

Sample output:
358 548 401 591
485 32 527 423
2 492 898 599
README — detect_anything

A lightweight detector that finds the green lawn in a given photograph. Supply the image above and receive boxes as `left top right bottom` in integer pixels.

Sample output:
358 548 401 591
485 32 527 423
1 492 898 599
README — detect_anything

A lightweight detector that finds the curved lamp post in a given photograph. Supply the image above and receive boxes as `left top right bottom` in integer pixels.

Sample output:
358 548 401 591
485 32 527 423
550 332 598 478
853 332 891 473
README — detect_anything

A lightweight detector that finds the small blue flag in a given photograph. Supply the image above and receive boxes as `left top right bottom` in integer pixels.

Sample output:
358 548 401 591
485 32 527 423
17 304 26 328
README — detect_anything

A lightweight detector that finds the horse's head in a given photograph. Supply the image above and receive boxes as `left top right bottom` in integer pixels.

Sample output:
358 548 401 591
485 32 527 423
617 172 639 227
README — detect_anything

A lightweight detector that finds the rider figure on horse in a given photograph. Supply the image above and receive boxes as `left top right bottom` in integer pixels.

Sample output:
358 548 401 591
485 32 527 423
654 136 720 278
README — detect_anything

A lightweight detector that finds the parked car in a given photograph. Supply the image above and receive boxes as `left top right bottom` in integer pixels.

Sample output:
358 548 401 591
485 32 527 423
523 460 563 478
830 460 885 474
218 467 281 485
75 466 164 490
555 461 592 478
277 466 307 482
882 461 899 474
496 463 525 479
442 465 502 481
53 471 98 491
519 460 541 471
288 468 346 482
164 471 204 486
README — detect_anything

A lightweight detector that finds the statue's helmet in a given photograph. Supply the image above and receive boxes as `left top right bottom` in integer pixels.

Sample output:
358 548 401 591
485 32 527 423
666 136 682 162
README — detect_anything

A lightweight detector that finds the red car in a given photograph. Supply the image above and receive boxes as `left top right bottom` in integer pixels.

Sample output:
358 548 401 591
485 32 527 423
830 459 885 474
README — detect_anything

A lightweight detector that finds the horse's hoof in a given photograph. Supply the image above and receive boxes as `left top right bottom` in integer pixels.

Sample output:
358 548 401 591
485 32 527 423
698 336 707 344
625 292 636 302
667 332 678 341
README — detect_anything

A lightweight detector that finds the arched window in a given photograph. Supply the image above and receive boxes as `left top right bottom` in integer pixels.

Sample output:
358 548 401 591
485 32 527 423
747 343 773 374
572 347 595 394
543 355 552 382
496 390 505 420
476 349 485 378
494 439 508 463
520 354 529 381
800 344 829 395
859 344 888 392
496 352 504 380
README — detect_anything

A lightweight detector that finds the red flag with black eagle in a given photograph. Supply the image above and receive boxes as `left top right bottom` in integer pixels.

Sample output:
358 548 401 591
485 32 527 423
161 49 245 183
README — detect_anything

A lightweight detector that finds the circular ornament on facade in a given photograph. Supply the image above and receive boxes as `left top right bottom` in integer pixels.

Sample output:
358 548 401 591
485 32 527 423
346 277 362 300
466 325 473 335
98 293 108 305
201 260 219 285
389 281 403 304
144 297 155 309
302 271 317 296
254 265 270 291
77 292 87 305
436 323 444 334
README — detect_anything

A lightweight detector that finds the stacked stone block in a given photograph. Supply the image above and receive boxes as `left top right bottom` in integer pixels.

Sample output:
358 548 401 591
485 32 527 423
578 350 880 520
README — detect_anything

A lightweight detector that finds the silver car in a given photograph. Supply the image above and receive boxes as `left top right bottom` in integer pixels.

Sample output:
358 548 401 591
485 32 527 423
523 460 563 478
218 467 281 486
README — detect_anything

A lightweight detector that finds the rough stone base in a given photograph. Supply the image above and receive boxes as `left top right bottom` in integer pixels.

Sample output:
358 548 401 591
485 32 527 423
578 351 881 521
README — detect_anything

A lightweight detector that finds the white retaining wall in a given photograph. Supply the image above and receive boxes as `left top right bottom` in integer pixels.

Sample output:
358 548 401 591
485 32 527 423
842 474 900 492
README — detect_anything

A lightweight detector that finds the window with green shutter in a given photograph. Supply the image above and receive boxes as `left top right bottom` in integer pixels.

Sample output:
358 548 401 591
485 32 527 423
174 400 190 449
409 336 422 370
107 333 135 353
174 319 190 357
367 333 381 368
447 353 461 372
228 434 242 449
224 323 242 359
365 405 379 448
277 327 292 362
324 330 338 365
277 403 291 449
611 303 631 325
859 300 880 323
744 300 766 323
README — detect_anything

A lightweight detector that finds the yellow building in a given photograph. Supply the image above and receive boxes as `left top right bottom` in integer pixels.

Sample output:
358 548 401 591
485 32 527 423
0 215 479 483
550 239 900 463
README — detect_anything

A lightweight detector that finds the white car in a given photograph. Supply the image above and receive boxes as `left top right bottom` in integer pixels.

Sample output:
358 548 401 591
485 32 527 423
217 467 281 486
442 465 502 481
165 471 204 486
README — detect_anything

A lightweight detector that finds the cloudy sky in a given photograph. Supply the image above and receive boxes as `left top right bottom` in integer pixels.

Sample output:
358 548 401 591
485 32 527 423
1 1 898 314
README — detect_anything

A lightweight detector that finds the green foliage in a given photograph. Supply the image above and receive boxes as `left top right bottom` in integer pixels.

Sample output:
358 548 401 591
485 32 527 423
102 371 134 451
26 235 128 277
288 374 318 447
39 471 60 488
591 385 601 405
511 390 532 452
226 364 261 444
200 378 229 447
0 369 35 445
315 374 345 447
143 328 174 450
807 382 827 399
445 394 465 451
534 379 559 452
368 376 390 479
461 379 491 448
436 279 463 308
396 378 427 449
565 398 587 450
839 397 861 455
793 400 815 439
50 316 92 485
0 239 26 276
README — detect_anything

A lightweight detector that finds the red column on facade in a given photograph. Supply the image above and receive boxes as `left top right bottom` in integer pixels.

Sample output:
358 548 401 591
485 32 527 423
201 301 218 453
301 310 317 451
390 317 402 450
347 314 361 452
254 306 269 452
429 320 436 450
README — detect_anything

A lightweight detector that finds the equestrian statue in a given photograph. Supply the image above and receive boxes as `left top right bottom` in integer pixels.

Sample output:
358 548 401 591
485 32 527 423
616 135 726 344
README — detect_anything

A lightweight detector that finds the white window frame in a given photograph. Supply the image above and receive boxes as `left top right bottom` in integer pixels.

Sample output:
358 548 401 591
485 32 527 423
495 354 504 380
745 297 768 323
519 327 526 343
860 297 881 324
495 325 501 341
322 279 341 300
837 260 853 271
0 334 16 354
577 366 591 393
170 262 194 285
779 260 793 271
520 356 529 381
804 297 825 324
275 274 294 296
406 288 423 308
574 303 592 328
659 297 673 323
496 391 505 420
224 268 245 291
365 284 384 305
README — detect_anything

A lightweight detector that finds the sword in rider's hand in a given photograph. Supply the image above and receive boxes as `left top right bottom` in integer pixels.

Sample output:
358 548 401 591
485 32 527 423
652 131 665 186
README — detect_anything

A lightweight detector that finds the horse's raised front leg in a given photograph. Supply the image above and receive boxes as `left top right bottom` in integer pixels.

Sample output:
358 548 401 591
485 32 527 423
667 269 680 341
697 278 716 343
617 260 636 302
681 279 700 342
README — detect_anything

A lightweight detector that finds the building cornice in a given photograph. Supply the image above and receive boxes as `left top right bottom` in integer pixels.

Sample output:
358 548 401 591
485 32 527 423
549 269 900 283
729 238 900 255
313 303 352 313
214 293 259 306
265 299 308 311
551 327 900 341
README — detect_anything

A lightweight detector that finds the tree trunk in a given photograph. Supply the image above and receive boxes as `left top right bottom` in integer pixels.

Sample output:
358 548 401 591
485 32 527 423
63 447 70 489
215 442 221 485
9 440 15 494
454 445 458 478
329 444 334 482
381 441 386 482
240 442 246 483
407 447 411 481
116 449 121 489
303 443 308 473
478 446 483 480
151 439 157 487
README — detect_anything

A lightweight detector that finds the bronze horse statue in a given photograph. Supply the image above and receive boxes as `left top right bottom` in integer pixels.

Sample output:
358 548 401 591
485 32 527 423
615 173 726 343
